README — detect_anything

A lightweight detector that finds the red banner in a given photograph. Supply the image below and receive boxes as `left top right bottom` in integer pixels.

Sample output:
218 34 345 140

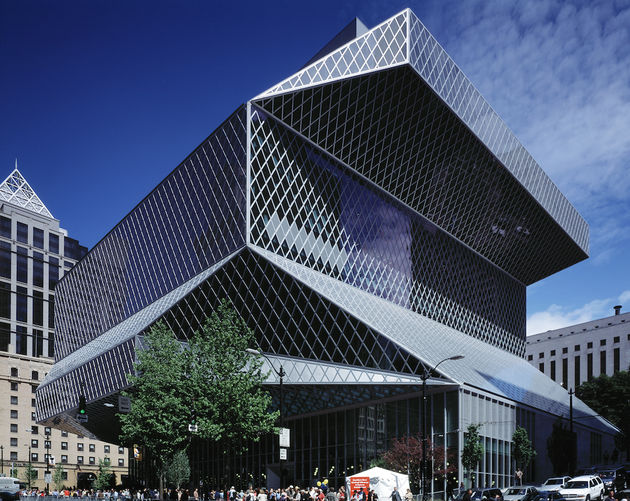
350 477 370 497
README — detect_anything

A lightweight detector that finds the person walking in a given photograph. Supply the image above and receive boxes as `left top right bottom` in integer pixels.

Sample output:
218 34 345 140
463 489 472 501
403 489 412 501
604 491 616 501
391 488 401 501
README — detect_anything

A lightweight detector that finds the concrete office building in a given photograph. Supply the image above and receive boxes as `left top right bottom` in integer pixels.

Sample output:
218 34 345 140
527 306 630 390
37 9 617 492
0 168 128 489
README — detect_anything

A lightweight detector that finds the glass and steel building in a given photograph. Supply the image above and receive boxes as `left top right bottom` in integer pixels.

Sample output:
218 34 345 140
36 9 617 491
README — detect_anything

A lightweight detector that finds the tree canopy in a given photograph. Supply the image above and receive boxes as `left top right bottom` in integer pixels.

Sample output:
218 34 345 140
576 369 630 456
118 300 277 479
546 419 576 476
461 424 484 488
512 426 536 474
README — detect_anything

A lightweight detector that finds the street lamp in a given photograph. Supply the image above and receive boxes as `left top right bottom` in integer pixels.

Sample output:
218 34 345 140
421 355 464 501
24 443 32 490
246 348 287 487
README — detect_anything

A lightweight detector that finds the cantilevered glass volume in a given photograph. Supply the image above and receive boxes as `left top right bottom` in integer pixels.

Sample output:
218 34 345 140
37 8 615 491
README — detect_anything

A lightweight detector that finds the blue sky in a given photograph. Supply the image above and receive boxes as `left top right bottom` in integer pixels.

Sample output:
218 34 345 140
1 0 629 335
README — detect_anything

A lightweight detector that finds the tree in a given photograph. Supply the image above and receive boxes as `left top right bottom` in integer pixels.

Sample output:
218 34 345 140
546 419 576 475
10 466 19 478
23 463 37 489
461 424 484 488
165 450 191 489
512 426 536 480
119 300 277 497
382 434 456 492
93 459 114 490
53 464 66 491
577 370 630 457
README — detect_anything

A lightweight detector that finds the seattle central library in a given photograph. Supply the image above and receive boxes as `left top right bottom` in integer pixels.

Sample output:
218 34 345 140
37 9 617 492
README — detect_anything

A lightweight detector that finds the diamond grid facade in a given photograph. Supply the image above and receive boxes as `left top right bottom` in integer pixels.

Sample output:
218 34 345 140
38 8 615 490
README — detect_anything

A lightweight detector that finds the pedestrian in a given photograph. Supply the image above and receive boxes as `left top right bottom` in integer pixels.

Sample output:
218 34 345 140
604 491 616 501
391 488 401 501
326 489 337 501
463 489 472 501
404 490 412 501
367 490 378 501
515 469 523 486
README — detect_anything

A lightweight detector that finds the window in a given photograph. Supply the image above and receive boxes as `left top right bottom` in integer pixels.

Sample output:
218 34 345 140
33 227 44 249
77 456 84 464
550 360 556 381
0 282 11 319
30 455 38 466
104 445 110 453
562 347 568 354
587 342 593 349
31 370 39 381
31 425 38 434
61 455 68 464
10 451 17 461
31 398 36 407
49 234 59 254
600 351 607 375
16 326 27 355
539 362 544 373
0 242 10 279
49 258 59 290
614 348 620 373
61 472 67 481
33 292 44 326
44 426 51 435
33 252 44 287
16 222 28 244
32 329 44 358
61 442 68 450
10 438 17 446
16 247 28 283
0 321 8 351
10 424 17 432
613 336 620 343
118 446 124 454
11 382 18 391
31 384 37 394
11 367 18 377
77 443 84 451
104 457 111 465
575 344 580 351
89 457 95 465
44 440 51 449
10 410 17 419
48 331 54 358
118 458 125 467
89 444 95 452
10 396 18 405
538 352 544 359
61 431 68 437
600 339 606 346
31 439 38 448
587 353 593 380
527 354 533 361
550 350 556 356
0 216 11 238
16 286 27 322
31 412 36 421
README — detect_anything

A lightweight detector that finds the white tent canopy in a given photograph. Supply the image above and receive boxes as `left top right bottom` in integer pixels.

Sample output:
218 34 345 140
346 467 410 500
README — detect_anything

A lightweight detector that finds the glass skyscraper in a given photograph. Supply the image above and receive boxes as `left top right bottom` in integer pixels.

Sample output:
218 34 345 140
37 9 617 491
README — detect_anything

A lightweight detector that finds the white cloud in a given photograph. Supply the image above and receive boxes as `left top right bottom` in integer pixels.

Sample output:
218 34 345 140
527 297 612 335
618 290 630 304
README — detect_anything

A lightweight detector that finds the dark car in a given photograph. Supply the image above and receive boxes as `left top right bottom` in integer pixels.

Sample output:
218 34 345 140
535 491 568 501
454 488 504 501
598 467 626 491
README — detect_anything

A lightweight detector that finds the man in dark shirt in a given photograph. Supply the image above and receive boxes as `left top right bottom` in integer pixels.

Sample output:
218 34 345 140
462 489 473 501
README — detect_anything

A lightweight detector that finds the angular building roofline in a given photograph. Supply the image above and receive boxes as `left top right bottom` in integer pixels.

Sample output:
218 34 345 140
0 166 54 219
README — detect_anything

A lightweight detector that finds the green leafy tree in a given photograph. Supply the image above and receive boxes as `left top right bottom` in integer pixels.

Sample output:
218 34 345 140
546 419 576 475
512 426 536 479
461 424 484 488
119 300 277 497
53 464 66 491
577 370 630 457
23 463 37 489
10 466 19 478
165 450 191 489
93 459 114 490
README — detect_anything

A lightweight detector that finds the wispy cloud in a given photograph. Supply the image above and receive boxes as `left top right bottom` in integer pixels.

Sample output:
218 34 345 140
423 0 630 263
527 289 630 334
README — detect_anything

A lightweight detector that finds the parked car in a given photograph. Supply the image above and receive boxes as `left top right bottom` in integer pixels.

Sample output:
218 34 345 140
559 475 605 501
535 492 568 501
455 488 504 501
541 478 573 492
598 467 626 491
503 486 539 501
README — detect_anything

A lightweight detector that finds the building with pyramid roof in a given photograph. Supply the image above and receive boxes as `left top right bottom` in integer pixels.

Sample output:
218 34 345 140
36 9 617 491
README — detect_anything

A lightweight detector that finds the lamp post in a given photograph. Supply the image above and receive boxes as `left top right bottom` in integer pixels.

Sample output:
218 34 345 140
569 388 575 477
421 355 464 501
45 430 51 494
24 443 32 490
246 349 287 487
1 444 4 474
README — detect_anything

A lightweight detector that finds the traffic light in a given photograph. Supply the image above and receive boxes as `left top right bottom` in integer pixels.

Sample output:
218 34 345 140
78 394 87 415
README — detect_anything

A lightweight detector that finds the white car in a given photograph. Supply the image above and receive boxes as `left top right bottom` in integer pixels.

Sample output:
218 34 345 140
559 475 604 501
541 477 572 492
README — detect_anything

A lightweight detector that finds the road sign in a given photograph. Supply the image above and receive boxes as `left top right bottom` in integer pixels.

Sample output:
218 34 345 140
279 448 287 460
76 413 88 423
188 424 198 432
118 395 131 413
279 427 290 447
45 473 52 484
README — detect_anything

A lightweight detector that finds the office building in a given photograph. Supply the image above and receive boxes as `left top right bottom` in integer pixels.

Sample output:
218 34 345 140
36 9 617 492
527 306 630 390
0 168 127 489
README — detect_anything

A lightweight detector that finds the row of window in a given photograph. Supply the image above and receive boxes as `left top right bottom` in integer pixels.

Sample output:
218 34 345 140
537 348 623 387
4 450 124 467
0 216 85 260
0 244 69 289
9 367 40 379
528 334 628 360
